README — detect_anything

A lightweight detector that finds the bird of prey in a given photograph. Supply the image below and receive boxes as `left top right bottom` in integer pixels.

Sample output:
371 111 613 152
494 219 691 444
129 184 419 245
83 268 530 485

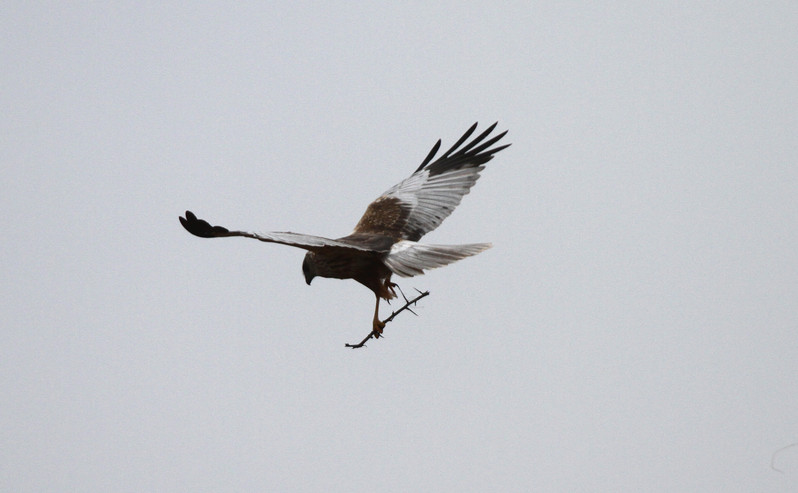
180 122 510 341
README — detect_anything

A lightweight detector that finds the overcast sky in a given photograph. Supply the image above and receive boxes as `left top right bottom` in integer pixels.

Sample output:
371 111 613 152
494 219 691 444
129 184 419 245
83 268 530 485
2 2 798 492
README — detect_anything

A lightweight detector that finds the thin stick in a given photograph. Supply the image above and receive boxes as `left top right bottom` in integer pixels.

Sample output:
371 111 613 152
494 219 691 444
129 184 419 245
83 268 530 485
345 290 430 348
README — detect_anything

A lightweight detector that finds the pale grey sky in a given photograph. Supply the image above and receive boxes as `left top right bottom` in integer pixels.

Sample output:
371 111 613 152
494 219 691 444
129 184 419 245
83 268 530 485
2 2 798 491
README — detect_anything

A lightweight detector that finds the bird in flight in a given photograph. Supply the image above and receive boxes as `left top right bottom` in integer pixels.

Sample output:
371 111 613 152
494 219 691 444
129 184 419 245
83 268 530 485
180 122 510 343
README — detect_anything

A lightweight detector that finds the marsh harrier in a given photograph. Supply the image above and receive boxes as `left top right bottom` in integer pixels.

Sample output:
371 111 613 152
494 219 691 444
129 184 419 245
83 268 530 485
180 122 509 339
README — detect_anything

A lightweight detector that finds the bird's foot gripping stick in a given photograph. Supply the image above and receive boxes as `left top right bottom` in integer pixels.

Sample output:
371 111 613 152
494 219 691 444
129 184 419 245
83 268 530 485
345 289 430 349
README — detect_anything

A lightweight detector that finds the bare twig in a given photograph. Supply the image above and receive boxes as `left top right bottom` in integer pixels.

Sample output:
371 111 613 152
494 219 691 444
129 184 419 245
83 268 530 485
345 289 430 349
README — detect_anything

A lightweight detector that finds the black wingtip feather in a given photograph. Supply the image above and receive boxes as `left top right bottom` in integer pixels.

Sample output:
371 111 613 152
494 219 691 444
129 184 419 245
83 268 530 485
462 129 509 157
458 122 499 155
438 122 479 161
416 139 442 172
418 122 510 176
179 210 230 238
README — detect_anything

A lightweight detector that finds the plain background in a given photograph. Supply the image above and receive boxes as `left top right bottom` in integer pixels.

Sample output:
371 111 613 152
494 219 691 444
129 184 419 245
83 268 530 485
2 2 797 491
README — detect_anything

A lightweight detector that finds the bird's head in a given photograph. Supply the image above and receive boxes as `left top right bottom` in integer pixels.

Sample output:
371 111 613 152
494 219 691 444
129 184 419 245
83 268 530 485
302 252 316 285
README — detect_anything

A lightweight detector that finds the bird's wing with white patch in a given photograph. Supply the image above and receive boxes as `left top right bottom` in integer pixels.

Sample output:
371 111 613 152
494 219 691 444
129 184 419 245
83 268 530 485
382 240 492 278
353 122 510 241
179 210 374 252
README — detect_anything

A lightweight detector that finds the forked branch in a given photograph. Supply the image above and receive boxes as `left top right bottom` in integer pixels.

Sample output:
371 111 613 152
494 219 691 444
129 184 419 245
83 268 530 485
345 290 430 349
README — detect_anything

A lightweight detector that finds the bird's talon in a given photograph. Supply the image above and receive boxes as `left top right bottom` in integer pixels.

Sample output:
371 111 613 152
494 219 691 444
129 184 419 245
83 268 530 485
372 320 386 338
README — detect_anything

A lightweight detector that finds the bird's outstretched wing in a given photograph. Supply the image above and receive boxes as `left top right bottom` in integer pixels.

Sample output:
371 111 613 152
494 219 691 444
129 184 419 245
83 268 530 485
353 122 510 241
179 211 374 252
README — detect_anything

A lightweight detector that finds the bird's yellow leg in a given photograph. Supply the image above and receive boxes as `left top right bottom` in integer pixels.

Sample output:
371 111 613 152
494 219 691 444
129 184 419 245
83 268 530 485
372 294 386 338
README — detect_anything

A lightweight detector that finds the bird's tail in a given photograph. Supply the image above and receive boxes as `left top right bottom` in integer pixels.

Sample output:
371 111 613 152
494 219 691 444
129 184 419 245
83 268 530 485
382 240 491 278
